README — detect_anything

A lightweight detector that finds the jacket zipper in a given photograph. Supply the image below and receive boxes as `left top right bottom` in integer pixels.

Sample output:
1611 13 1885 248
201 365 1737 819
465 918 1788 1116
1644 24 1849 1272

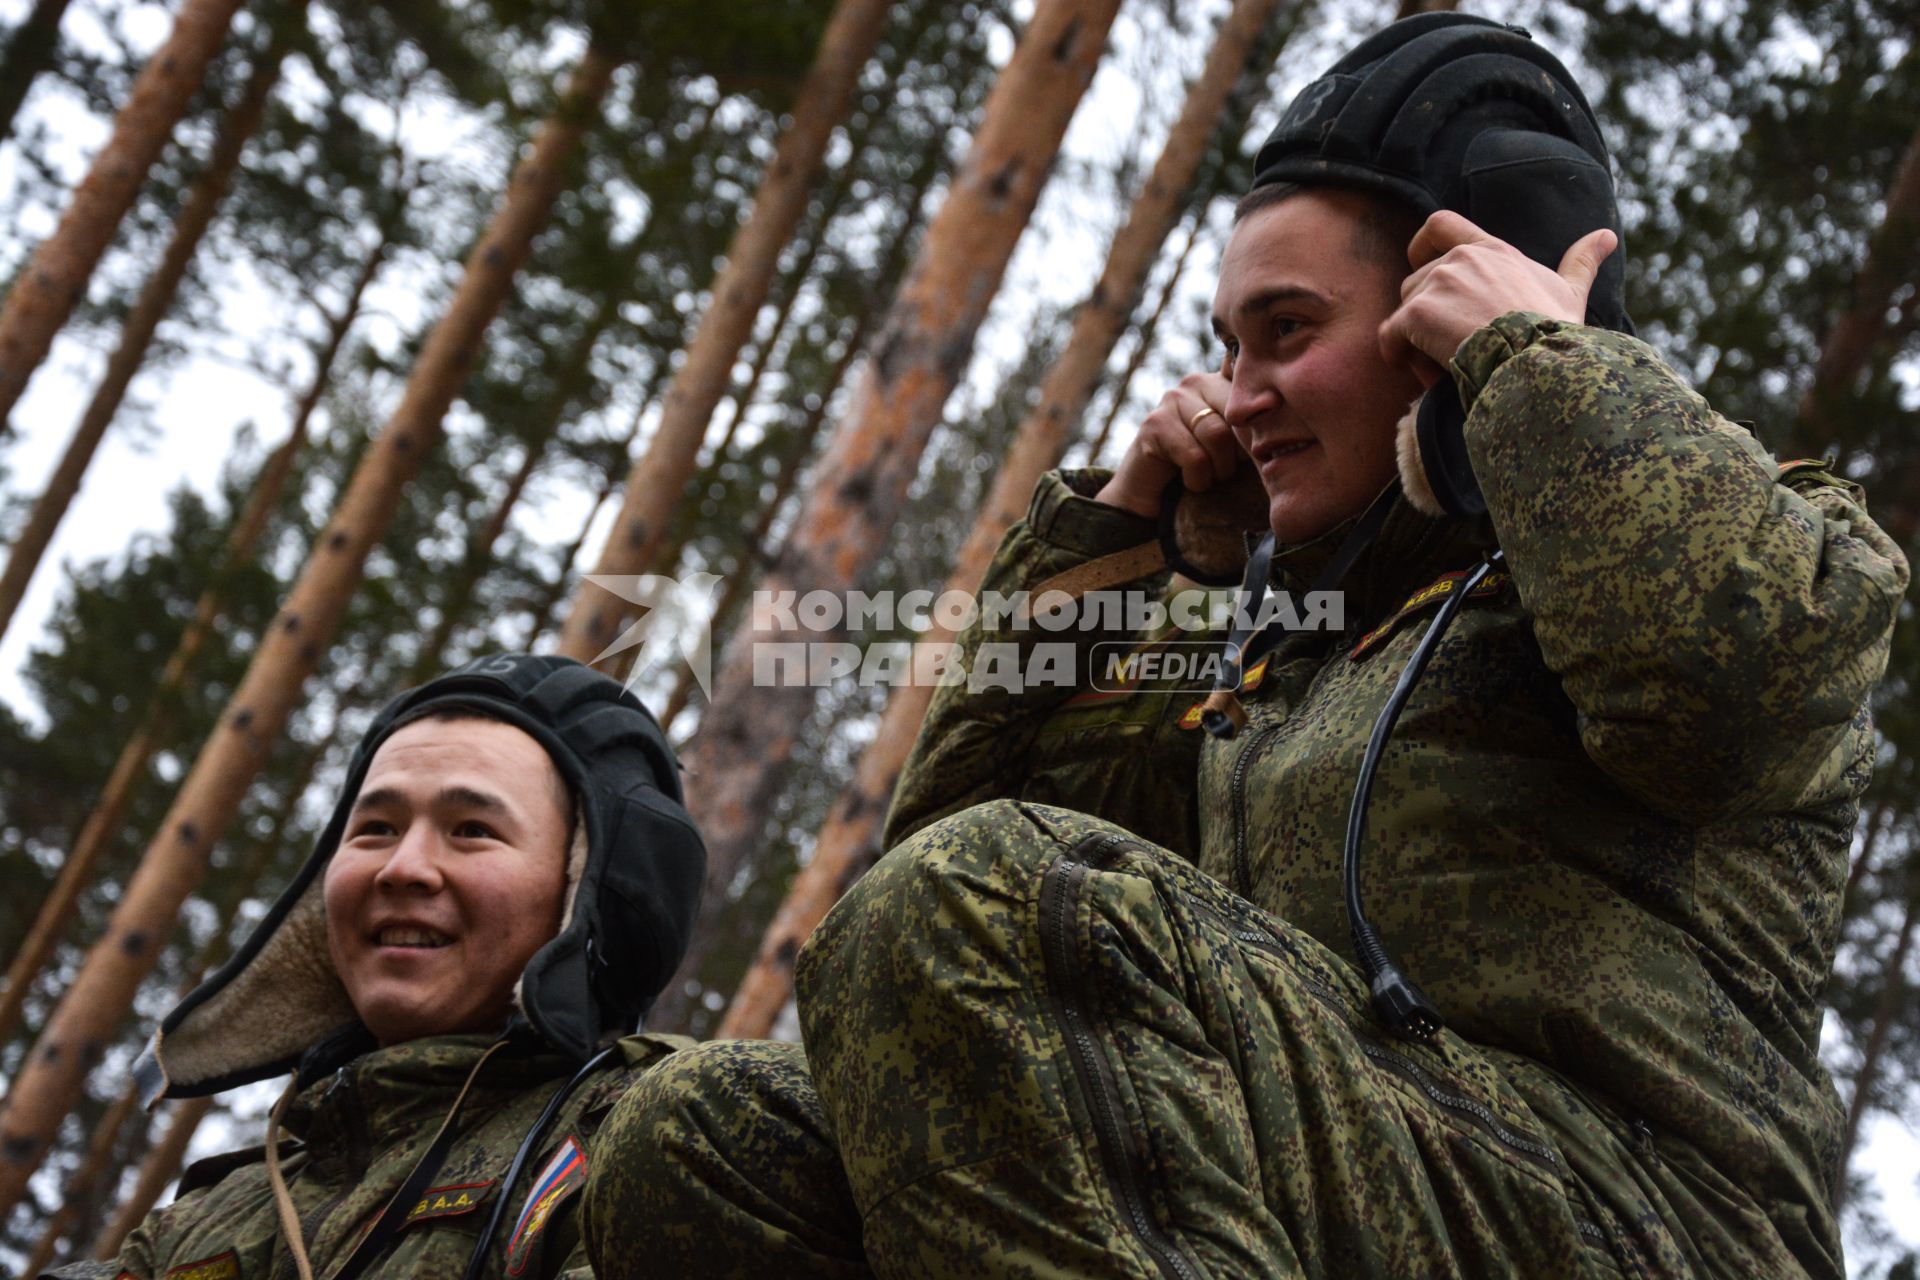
1186 899 1561 1174
1355 1042 1559 1169
1229 723 1282 897
1039 838 1200 1280
1186 899 1345 1010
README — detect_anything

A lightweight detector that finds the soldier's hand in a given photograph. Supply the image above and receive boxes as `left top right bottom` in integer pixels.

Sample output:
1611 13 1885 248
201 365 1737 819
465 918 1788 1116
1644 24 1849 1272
1378 211 1617 376
1095 370 1238 519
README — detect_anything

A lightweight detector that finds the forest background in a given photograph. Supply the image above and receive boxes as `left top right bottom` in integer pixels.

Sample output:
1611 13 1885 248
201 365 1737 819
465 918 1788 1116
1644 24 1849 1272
0 0 1912 1273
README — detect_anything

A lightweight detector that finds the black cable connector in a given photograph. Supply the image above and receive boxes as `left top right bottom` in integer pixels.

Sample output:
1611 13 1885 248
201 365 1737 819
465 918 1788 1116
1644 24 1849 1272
1369 963 1445 1042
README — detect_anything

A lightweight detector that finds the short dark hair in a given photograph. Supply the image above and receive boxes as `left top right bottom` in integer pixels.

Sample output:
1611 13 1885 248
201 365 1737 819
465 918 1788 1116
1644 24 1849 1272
1233 182 1426 280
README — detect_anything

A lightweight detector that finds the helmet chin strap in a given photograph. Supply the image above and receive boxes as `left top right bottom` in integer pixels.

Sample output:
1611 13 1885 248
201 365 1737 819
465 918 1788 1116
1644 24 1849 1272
1198 479 1399 740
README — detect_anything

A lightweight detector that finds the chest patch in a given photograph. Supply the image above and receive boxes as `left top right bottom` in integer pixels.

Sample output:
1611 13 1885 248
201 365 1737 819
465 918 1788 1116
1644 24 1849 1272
405 1180 494 1226
1348 568 1511 660
1176 656 1270 730
165 1252 239 1280
505 1134 586 1277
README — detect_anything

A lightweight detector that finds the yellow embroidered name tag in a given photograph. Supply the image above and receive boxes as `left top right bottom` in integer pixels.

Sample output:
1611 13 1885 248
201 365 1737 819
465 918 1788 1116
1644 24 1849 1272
405 1180 494 1225
1348 570 1510 660
165 1252 239 1280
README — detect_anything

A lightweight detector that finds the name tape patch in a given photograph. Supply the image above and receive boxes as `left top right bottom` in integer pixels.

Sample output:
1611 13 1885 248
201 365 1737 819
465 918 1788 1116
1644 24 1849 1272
1348 569 1510 660
406 1180 494 1225
1176 656 1271 730
165 1252 239 1280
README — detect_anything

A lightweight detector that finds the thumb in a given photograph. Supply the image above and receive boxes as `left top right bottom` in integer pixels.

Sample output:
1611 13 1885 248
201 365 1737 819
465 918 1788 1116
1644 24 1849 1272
1557 227 1618 297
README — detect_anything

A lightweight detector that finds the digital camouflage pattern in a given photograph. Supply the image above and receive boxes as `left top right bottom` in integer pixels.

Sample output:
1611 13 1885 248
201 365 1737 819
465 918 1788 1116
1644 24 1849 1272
51 1032 689 1280
852 313 1908 1278
578 314 1903 1276
803 800 1656 1277
582 1039 868 1278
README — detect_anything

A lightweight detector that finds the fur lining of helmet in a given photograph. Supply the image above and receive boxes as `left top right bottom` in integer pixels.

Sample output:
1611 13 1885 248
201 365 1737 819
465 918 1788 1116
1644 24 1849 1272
156 877 354 1095
1395 397 1446 517
156 796 590 1097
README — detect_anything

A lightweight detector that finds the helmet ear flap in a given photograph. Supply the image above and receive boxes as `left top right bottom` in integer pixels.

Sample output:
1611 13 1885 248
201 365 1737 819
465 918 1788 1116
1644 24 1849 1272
1413 390 1484 519
1403 128 1633 518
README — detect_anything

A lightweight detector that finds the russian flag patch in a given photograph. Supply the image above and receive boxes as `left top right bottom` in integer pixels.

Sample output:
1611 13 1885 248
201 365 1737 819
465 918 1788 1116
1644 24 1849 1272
505 1133 587 1276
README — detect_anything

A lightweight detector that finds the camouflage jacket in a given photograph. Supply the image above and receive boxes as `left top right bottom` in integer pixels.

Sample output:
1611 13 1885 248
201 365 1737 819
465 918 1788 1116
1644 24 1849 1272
888 312 1908 1277
55 1031 688 1280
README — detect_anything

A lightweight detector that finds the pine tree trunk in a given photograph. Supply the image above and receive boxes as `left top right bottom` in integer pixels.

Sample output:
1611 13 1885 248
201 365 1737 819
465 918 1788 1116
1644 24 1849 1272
555 0 894 665
1793 123 1920 459
87 1096 214 1258
638 198 843 586
0 225 390 1051
18 744 308 1262
660 304 884 731
405 216 654 682
695 173 850 483
653 104 954 734
1842 798 1894 919
0 26 293 644
0 0 249 429
652 0 1124 1033
719 0 1285 1039
0 48 618 1215
18 1082 138 1276
0 0 74 146
1089 210 1203 460
70 717 334 1260
1839 883 1919 1182
652 90 948 609
408 439 545 680
515 369 665 650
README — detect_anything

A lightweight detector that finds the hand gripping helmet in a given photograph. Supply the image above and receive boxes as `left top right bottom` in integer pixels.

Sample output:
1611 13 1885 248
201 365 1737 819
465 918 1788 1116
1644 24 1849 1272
138 654 705 1102
1250 12 1632 515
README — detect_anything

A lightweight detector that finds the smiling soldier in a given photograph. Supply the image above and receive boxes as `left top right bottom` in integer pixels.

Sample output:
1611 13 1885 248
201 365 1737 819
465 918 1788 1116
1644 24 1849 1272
47 655 708 1280
587 15 1907 1280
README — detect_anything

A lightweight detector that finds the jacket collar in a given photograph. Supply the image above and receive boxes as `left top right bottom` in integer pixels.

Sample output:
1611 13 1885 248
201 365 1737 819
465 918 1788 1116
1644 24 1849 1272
1269 491 1497 636
281 1031 573 1146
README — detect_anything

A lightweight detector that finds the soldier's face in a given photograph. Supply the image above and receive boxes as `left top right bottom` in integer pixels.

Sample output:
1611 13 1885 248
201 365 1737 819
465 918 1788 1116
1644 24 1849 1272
324 717 571 1046
1213 189 1422 544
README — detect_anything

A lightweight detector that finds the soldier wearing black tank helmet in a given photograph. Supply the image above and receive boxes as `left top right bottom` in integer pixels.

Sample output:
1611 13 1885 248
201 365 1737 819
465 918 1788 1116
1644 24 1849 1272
583 15 1905 1280
47 655 721 1280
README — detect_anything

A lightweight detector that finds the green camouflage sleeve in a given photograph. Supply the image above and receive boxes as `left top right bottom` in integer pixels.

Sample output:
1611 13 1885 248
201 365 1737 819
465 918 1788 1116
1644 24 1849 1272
884 470 1204 857
45 1191 172 1278
1456 311 1909 824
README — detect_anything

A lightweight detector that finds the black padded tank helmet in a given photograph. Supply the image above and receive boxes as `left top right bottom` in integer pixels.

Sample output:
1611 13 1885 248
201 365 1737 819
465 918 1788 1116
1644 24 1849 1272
138 654 705 1102
1250 12 1632 515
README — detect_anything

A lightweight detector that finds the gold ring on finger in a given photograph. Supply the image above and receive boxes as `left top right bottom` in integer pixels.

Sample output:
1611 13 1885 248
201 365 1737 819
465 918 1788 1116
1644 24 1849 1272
1187 406 1221 430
